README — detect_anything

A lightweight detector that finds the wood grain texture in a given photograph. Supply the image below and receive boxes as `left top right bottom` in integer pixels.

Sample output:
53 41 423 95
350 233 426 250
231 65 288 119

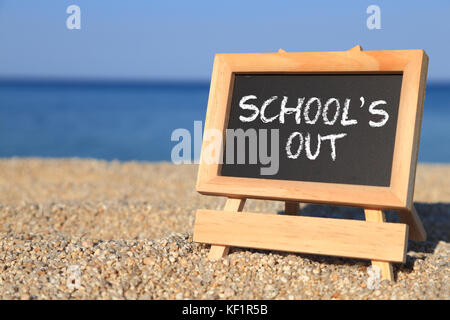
208 198 246 260
397 205 427 241
364 209 397 281
195 209 408 263
196 48 428 211
390 51 429 209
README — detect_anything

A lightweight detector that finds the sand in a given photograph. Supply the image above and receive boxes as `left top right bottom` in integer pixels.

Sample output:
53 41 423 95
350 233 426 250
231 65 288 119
0 158 448 299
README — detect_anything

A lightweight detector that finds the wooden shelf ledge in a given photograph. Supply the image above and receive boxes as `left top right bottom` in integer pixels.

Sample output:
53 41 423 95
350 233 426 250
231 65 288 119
194 209 408 263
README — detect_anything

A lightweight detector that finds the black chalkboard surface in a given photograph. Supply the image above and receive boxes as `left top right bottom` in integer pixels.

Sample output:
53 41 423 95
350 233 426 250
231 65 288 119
221 74 403 186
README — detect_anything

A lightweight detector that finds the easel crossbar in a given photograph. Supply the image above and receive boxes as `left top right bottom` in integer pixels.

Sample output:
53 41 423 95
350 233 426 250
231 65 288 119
194 209 408 263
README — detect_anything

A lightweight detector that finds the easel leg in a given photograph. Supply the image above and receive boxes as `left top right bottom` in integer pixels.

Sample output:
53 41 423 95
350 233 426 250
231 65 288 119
364 209 394 281
284 201 299 215
208 198 246 260
397 205 427 241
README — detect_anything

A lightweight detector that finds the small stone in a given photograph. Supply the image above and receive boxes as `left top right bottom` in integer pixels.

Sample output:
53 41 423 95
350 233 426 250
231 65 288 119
81 240 93 248
175 292 183 300
224 288 235 297
97 204 106 213
331 292 340 299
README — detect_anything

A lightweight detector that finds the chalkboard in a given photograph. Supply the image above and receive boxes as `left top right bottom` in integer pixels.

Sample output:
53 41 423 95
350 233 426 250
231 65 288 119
195 49 429 272
220 73 403 186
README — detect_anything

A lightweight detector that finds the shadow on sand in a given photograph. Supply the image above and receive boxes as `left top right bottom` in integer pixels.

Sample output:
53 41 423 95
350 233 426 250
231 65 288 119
232 202 449 278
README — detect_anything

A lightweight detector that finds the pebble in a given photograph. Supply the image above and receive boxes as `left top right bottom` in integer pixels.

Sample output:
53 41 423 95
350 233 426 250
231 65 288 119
81 240 93 248
224 288 235 297
175 292 183 300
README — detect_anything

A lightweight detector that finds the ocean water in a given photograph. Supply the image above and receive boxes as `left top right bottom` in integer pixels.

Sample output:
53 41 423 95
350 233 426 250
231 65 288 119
0 81 449 163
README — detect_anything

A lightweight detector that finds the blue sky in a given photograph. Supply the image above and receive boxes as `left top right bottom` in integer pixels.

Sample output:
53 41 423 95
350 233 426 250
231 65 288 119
0 1 449 81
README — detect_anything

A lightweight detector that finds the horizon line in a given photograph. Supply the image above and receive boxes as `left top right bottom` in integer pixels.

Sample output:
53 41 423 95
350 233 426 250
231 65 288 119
0 76 449 87
0 77 210 87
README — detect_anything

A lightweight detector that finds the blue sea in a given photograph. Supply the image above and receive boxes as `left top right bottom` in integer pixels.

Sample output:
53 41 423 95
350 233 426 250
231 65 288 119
0 80 449 163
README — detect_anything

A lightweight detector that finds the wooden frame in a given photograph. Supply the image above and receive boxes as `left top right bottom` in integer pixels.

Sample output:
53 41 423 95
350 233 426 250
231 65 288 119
197 46 429 211
194 46 429 281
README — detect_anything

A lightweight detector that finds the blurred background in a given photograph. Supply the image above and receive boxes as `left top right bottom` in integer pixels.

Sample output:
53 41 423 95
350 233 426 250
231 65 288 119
0 0 448 162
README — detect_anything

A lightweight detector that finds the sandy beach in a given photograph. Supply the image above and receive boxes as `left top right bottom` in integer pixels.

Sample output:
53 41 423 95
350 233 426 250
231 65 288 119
0 158 448 299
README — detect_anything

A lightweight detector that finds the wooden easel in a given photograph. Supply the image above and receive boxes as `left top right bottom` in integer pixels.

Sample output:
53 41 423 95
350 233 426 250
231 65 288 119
202 198 426 281
194 46 429 282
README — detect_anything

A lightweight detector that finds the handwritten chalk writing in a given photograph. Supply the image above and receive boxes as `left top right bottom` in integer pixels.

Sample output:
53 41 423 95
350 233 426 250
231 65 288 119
305 133 321 160
238 95 390 161
359 96 365 108
322 98 341 125
286 132 347 161
239 95 259 122
341 98 358 126
368 100 389 127
261 96 279 123
321 133 348 161
286 132 303 159
239 95 387 127
304 97 322 125
280 96 304 124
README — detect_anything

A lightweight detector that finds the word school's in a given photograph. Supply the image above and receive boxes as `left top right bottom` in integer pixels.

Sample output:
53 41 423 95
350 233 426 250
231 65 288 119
239 95 390 161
